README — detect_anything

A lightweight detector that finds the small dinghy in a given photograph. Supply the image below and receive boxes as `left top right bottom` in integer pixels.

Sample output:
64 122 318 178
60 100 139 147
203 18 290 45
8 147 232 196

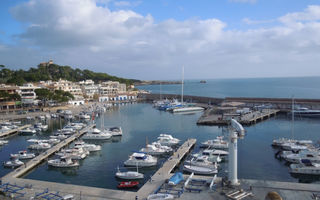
3 158 24 168
117 181 139 188
10 150 35 159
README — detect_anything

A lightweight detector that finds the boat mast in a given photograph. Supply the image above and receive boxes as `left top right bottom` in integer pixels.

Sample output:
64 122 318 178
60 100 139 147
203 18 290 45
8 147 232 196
291 96 294 139
181 66 184 104
160 82 162 100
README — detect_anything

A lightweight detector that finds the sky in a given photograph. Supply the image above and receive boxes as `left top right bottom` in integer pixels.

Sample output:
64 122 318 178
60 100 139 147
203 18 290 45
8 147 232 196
1 0 320 80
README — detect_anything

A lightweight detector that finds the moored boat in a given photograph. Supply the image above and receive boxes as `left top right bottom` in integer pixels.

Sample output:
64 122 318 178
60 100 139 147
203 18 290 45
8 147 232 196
124 153 157 167
48 156 79 168
10 150 35 159
117 181 139 188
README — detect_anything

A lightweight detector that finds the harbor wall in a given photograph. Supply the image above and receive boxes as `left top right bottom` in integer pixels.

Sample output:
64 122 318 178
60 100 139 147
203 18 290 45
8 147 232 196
138 93 320 110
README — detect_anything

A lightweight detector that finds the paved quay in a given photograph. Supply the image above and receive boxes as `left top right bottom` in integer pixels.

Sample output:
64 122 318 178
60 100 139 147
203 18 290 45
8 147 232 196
0 124 31 138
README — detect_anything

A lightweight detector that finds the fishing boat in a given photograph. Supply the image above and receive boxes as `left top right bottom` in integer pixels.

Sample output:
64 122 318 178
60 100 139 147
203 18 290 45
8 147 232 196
147 193 174 200
117 181 139 188
290 159 320 175
183 164 218 175
3 158 24 168
10 151 35 159
82 128 112 140
48 156 79 168
124 153 157 167
115 166 144 180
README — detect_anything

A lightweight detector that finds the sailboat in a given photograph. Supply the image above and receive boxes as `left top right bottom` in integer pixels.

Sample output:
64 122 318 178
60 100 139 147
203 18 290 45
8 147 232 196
171 67 204 113
272 97 312 150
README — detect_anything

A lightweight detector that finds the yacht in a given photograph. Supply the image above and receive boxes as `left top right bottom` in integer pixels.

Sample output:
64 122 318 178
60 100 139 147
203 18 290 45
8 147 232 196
19 127 37 135
82 128 112 140
74 141 101 152
50 134 68 140
281 142 309 151
79 113 91 120
28 141 51 150
115 166 144 180
201 136 229 149
48 156 79 168
172 106 204 113
56 147 88 160
3 158 24 168
282 150 320 163
290 159 320 175
0 140 9 145
151 142 173 153
105 127 122 136
10 151 35 159
292 107 320 118
157 134 180 146
34 123 48 132
140 144 168 156
124 153 157 167
183 164 218 175
192 153 222 163
184 155 218 169
202 149 229 157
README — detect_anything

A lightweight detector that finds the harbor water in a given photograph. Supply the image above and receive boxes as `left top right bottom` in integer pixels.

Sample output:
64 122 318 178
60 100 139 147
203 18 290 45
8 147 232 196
1 103 320 191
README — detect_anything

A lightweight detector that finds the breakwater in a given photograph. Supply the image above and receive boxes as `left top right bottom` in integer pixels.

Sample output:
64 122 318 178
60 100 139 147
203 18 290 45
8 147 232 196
139 93 320 110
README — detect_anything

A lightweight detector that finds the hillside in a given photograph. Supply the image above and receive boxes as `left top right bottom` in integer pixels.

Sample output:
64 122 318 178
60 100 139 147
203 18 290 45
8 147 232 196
0 64 140 86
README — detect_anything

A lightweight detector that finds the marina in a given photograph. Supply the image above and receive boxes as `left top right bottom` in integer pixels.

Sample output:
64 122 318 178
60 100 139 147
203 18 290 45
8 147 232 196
1 101 320 199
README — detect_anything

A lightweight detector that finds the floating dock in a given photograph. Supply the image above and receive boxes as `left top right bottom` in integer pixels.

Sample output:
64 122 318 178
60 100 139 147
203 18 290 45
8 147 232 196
0 124 31 138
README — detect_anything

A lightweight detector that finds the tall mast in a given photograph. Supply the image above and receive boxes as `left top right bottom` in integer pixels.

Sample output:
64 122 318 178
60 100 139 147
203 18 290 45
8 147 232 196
291 96 294 139
160 82 162 100
181 66 184 104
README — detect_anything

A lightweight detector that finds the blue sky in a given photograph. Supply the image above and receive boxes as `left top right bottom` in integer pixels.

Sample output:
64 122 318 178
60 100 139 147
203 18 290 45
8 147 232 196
1 0 320 80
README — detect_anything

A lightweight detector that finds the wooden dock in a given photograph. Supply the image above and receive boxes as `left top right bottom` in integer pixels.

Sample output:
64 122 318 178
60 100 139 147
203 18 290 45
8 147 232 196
137 138 196 199
0 124 31 138
2 124 94 179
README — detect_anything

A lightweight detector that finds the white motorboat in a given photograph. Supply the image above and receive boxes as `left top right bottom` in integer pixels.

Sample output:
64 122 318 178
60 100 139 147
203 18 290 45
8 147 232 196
37 115 46 120
192 153 222 163
0 126 11 133
34 123 48 131
202 149 229 156
140 144 168 156
281 142 309 151
183 164 218 175
157 134 180 146
28 141 51 150
3 158 24 168
48 156 79 168
292 107 320 118
185 156 218 169
151 142 173 153
172 106 204 113
282 150 320 163
82 128 112 140
19 127 37 135
0 140 9 145
147 193 174 200
50 135 68 140
105 127 122 136
79 113 91 120
56 147 88 160
51 113 58 118
10 150 35 159
201 137 229 149
74 141 101 152
115 166 144 179
290 159 320 175
124 153 157 167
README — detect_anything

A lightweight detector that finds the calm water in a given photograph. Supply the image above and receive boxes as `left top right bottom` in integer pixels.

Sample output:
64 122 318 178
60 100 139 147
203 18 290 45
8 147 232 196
0 103 318 190
137 76 320 99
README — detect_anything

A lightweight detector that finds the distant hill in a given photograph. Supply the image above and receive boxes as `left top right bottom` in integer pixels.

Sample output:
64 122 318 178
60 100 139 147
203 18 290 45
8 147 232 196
0 63 140 86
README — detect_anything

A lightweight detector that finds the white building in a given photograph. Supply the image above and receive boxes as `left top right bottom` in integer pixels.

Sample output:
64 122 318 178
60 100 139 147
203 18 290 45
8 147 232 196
99 81 126 96
53 79 83 99
79 80 99 99
19 83 40 105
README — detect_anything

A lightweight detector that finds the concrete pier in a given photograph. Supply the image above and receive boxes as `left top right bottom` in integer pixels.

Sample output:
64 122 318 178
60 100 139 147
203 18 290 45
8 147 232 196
0 124 31 138
2 124 94 179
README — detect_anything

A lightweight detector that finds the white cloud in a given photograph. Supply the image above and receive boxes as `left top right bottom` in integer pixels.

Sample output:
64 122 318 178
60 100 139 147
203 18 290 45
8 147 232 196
2 0 320 79
114 1 131 7
242 17 274 25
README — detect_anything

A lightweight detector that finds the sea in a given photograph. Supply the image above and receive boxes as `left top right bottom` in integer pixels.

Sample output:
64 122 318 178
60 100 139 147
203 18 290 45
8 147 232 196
0 76 320 192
